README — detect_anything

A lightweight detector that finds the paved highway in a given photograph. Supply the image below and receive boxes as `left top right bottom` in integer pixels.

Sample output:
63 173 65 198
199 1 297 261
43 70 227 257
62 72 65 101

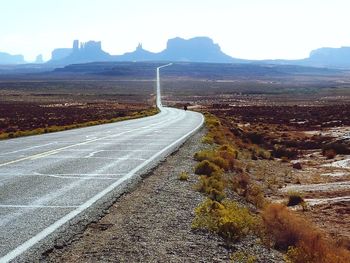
0 65 204 262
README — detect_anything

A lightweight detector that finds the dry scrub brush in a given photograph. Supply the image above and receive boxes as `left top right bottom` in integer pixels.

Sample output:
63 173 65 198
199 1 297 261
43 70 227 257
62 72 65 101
262 203 350 263
178 171 189 181
192 198 257 242
194 144 238 171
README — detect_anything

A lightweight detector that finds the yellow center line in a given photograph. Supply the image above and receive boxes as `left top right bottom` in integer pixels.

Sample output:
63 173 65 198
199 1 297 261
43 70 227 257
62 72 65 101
0 117 172 168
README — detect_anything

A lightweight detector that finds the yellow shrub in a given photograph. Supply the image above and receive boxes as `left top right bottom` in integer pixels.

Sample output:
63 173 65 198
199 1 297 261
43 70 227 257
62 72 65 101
218 144 238 169
192 199 257 241
195 174 225 194
178 172 189 181
209 188 226 202
205 115 221 128
231 251 257 263
194 150 216 161
194 150 230 171
202 134 214 144
218 144 238 159
194 160 222 176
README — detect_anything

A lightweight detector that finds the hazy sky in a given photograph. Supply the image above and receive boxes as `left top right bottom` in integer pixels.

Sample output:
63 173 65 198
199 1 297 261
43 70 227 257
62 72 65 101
1 0 350 61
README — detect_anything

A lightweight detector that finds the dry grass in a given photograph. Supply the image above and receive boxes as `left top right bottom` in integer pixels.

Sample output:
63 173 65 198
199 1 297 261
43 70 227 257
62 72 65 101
202 113 234 146
232 173 266 209
262 204 350 263
250 145 272 160
0 108 158 140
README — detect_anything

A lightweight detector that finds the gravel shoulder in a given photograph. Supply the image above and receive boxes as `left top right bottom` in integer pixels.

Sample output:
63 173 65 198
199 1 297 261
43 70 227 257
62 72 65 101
43 129 283 263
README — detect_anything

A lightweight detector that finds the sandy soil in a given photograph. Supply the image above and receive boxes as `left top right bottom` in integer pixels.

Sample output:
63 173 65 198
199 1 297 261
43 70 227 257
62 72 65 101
276 127 350 248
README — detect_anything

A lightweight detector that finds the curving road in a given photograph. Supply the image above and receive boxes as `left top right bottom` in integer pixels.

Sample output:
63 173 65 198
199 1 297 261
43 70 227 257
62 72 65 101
0 65 204 262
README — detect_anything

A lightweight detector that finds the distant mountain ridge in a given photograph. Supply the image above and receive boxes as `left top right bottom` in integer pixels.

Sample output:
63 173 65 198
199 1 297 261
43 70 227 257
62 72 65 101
48 37 240 65
0 52 25 64
2 36 350 69
306 47 350 68
259 46 350 69
45 38 350 69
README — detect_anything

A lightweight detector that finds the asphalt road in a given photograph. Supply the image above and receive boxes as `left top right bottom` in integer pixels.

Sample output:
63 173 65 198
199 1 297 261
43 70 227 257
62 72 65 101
0 65 204 262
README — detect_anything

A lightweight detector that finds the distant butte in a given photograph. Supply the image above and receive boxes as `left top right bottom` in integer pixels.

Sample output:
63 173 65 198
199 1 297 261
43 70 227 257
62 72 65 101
0 52 25 64
48 37 241 65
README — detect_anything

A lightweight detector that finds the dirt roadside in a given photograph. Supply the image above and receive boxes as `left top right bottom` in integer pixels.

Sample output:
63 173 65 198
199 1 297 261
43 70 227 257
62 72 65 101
42 129 283 263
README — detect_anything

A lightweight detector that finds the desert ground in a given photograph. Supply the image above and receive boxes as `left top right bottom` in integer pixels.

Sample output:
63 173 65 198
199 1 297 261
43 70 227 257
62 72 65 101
0 78 156 138
161 75 350 249
1 63 350 261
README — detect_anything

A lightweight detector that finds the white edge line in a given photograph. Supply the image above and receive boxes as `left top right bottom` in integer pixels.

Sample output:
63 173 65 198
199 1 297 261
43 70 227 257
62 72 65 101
39 175 120 180
0 111 204 263
0 205 78 209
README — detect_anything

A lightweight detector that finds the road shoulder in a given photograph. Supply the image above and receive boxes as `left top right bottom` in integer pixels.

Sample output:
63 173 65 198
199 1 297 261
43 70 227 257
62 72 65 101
43 127 283 262
42 129 234 262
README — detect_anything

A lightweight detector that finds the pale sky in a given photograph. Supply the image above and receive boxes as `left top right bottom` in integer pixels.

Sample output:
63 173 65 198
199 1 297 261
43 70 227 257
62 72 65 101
1 0 350 61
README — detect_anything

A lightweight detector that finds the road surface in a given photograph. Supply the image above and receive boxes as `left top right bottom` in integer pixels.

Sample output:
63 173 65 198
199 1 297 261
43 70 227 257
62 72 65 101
0 65 204 262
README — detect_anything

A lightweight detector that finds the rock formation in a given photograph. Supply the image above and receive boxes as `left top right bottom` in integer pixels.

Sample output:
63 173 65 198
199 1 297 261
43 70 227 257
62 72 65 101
0 52 25 64
49 40 111 64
